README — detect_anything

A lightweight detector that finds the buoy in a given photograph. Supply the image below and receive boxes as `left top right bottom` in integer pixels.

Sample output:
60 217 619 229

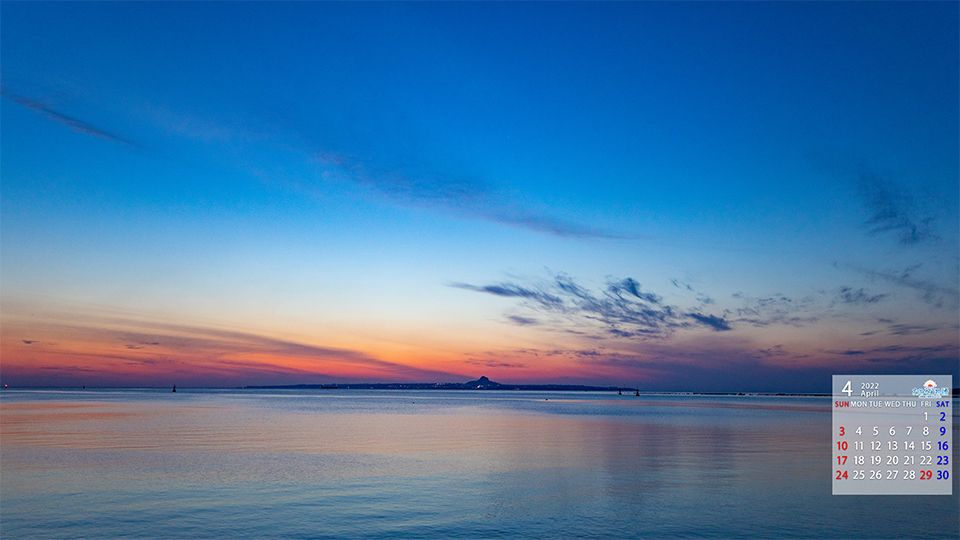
172 385 177 393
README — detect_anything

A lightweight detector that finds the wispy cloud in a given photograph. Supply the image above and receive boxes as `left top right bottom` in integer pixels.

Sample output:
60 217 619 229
887 323 942 336
852 264 959 309
314 151 629 239
5 82 624 240
1 87 140 147
670 279 715 306
487 209 628 239
451 282 564 307
856 166 936 245
452 274 730 339
857 344 958 368
821 343 958 372
756 345 800 358
868 344 956 355
859 320 952 337
833 286 888 306
730 293 820 328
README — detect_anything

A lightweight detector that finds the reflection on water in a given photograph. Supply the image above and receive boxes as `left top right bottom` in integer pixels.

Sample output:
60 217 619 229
1 390 957 538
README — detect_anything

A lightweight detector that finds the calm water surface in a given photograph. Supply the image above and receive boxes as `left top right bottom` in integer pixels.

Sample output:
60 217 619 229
2 389 957 539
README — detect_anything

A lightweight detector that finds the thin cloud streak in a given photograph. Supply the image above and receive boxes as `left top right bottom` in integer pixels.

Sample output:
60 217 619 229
1 312 467 385
505 315 540 326
315 151 631 239
851 264 959 309
103 321 462 380
1 88 140 147
4 84 624 240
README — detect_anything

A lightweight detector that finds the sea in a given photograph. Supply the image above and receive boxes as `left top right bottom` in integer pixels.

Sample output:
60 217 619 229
1 389 957 539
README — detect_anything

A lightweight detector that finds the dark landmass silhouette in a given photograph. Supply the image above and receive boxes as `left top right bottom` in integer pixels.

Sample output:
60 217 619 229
241 376 832 395
241 375 879 395
243 375 625 391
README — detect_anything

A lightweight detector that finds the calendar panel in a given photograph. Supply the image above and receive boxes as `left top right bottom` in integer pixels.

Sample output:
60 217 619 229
833 375 953 495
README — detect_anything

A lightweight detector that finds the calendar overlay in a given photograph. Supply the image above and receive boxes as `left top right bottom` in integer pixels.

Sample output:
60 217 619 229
833 375 953 495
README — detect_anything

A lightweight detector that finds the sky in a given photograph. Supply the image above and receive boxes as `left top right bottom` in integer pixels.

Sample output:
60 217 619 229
1 2 957 392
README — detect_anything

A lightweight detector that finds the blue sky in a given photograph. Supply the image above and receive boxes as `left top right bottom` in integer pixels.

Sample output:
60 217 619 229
2 2 957 391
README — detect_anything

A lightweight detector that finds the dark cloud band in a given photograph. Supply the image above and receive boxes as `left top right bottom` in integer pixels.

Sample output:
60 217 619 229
452 274 732 339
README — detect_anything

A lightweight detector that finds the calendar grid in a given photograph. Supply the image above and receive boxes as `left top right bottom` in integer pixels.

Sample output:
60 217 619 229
833 375 953 495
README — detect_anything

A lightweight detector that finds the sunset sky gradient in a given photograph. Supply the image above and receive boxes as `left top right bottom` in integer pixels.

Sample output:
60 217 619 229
2 2 957 391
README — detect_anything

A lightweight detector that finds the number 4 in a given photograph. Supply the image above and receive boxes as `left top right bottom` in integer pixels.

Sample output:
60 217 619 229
842 380 852 396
